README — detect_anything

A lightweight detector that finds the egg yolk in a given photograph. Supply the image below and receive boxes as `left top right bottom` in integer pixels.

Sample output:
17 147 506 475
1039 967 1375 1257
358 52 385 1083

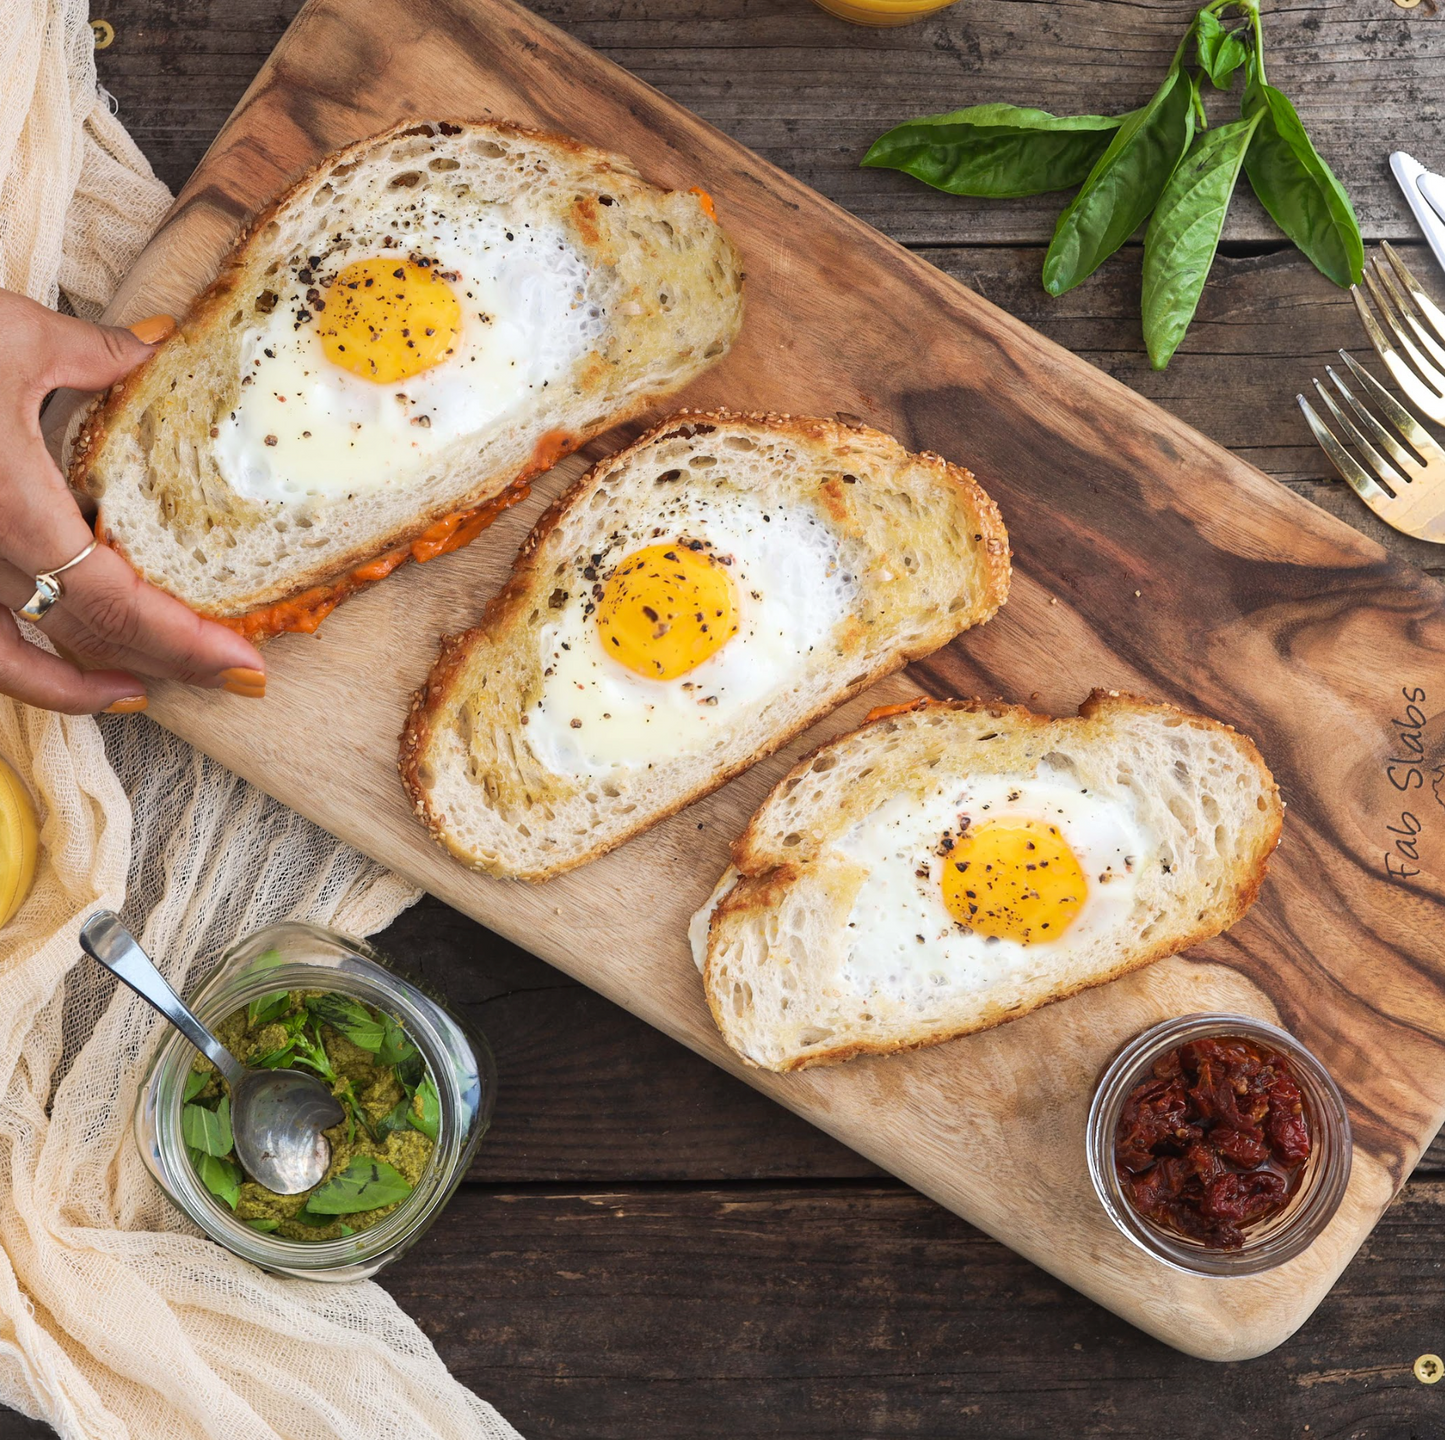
318 258 462 384
595 543 740 681
939 819 1087 944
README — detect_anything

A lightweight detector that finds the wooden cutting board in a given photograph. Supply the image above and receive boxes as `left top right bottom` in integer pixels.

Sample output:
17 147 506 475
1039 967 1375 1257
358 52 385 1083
95 0 1445 1361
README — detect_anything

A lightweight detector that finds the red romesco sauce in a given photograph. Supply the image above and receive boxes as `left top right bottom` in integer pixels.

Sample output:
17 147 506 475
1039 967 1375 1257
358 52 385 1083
1114 1036 1312 1249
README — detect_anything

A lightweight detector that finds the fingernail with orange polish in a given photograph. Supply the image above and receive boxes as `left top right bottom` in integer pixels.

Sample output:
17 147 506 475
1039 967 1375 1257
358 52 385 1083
220 666 266 698
104 696 148 715
129 314 177 346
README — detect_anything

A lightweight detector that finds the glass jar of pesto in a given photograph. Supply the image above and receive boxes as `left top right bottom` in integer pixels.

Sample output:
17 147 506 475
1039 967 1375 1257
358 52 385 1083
135 921 495 1280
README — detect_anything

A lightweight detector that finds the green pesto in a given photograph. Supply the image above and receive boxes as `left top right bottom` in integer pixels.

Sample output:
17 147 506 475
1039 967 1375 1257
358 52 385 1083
185 990 435 1242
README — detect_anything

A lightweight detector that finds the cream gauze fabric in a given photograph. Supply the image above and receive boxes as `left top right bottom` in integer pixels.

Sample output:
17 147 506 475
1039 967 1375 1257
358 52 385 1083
0 4 523 1438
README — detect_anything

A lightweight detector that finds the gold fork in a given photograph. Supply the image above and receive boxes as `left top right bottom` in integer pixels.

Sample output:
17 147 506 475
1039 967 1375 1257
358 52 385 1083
1298 349 1445 543
1351 241 1445 424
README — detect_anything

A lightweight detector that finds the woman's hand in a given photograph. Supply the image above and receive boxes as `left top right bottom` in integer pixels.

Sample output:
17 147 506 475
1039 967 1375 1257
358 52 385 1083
0 289 266 714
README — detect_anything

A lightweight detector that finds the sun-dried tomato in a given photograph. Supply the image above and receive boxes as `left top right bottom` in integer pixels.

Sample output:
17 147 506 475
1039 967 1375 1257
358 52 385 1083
1266 1069 1312 1165
1211 1125 1270 1169
1114 1034 1313 1250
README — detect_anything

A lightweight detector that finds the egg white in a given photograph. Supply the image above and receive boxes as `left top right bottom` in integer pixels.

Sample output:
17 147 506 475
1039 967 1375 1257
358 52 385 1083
213 212 604 505
834 765 1151 1002
525 490 856 774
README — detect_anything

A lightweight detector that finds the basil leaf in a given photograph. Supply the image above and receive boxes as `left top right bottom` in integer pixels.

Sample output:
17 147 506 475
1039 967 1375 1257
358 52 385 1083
246 1217 281 1233
409 1075 440 1142
1043 61 1196 296
338 1224 355 1237
303 1157 413 1215
394 1049 426 1096
189 1147 242 1209
182 1096 233 1158
308 993 386 1053
377 1014 417 1069
1142 112 1261 369
247 990 290 1027
1242 70 1363 288
862 104 1126 198
183 1067 210 1103
1195 10 1249 90
289 1204 334 1227
251 1043 298 1070
377 1097 414 1138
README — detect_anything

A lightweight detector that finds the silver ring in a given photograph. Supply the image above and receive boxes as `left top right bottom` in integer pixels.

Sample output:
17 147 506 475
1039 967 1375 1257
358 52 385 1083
17 540 98 623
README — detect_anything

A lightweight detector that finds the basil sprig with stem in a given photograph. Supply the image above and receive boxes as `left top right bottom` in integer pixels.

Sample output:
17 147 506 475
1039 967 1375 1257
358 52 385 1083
861 0 1363 366
862 105 1127 198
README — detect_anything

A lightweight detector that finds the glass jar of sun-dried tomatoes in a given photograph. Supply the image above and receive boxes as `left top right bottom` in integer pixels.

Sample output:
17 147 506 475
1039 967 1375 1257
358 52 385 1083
1086 1014 1351 1276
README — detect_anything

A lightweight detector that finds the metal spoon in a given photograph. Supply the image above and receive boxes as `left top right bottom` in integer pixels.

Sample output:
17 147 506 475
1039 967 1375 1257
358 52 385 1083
79 910 344 1194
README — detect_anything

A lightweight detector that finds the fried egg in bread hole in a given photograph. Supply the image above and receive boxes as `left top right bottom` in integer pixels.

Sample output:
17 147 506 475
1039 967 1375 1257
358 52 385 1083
214 213 605 504
525 485 856 773
690 694 1283 1072
835 761 1150 1007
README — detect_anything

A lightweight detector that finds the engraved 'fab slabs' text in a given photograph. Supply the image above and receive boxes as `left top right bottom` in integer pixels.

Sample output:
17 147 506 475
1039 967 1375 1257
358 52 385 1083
1384 686 1438 883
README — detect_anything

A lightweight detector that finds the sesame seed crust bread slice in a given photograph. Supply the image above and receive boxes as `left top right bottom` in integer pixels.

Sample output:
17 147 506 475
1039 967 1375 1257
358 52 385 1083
400 409 1012 881
690 691 1284 1072
69 119 744 638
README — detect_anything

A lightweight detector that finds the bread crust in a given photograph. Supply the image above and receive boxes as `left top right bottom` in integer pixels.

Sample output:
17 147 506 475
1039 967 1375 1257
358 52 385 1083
69 119 743 632
399 409 1012 879
701 690 1284 1072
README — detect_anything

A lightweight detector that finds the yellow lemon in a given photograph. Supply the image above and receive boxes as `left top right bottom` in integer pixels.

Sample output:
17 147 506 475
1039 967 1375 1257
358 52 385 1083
0 756 39 930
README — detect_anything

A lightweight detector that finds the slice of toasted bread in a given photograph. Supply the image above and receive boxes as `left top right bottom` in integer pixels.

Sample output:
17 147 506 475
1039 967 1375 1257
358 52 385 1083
70 119 743 638
400 410 1011 880
691 691 1283 1072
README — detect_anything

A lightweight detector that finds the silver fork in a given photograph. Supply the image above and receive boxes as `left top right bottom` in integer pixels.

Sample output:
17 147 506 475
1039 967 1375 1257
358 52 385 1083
1350 241 1445 423
1298 350 1445 543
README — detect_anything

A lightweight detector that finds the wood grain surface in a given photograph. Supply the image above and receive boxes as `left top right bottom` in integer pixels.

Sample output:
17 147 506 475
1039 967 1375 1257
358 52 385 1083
84 0 1445 1362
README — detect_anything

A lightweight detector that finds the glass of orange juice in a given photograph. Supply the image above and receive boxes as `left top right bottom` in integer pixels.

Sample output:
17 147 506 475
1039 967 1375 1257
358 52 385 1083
811 0 959 24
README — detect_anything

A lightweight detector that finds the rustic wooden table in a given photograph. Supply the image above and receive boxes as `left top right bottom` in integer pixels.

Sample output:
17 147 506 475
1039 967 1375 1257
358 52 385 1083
7 1 1445 1436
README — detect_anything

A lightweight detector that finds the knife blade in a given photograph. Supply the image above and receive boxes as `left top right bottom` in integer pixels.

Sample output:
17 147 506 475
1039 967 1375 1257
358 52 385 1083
1391 150 1445 277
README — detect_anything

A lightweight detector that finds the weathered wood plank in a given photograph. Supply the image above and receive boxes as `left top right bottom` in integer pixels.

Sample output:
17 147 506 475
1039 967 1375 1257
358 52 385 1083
0 1413 53 1438
384 1179 1445 1439
6 1174 1443 1440
96 0 1445 245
